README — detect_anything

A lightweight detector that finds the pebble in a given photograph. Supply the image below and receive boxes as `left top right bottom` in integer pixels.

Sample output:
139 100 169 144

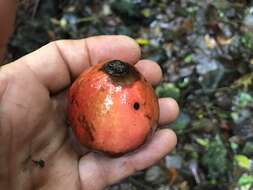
165 155 183 169
145 166 165 184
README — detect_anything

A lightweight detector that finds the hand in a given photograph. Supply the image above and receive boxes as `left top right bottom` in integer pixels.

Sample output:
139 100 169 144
0 35 179 190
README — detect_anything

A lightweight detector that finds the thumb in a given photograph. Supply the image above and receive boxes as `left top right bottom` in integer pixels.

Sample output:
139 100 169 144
78 129 177 190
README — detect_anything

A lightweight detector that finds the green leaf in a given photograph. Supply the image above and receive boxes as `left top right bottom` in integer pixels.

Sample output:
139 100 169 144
141 8 151 18
195 138 210 148
240 32 253 49
156 83 180 100
238 175 253 186
230 143 239 151
202 135 228 179
239 92 253 107
184 54 193 63
136 38 150 46
234 74 253 90
234 155 251 170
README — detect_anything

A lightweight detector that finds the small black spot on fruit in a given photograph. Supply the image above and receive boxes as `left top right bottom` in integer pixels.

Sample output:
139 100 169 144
133 102 140 110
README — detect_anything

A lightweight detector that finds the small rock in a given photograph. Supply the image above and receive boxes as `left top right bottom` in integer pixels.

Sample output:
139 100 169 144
165 155 183 169
157 185 172 190
244 7 253 31
145 166 165 184
232 109 253 140
110 0 142 22
195 55 219 75
102 4 112 16
243 142 253 156
106 182 134 190
170 112 190 132
179 66 194 78
218 23 233 38
215 90 232 110
197 60 225 92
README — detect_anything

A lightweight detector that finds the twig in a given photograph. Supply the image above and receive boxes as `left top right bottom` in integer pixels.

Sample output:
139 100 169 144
32 0 41 17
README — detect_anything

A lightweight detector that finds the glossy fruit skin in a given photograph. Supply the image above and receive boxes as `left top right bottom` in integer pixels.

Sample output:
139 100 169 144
68 60 159 156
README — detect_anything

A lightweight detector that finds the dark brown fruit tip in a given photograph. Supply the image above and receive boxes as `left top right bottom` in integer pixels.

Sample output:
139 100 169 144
101 60 141 86
102 60 130 77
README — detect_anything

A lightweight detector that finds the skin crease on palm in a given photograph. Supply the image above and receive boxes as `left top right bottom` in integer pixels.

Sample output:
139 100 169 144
0 1 179 190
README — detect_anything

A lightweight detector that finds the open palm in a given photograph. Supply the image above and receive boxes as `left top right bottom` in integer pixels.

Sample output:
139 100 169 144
0 35 178 190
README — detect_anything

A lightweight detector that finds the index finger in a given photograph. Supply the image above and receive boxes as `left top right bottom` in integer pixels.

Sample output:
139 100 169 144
13 35 141 93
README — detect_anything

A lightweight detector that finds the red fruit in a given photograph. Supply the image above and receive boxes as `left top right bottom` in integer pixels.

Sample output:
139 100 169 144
68 60 159 156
